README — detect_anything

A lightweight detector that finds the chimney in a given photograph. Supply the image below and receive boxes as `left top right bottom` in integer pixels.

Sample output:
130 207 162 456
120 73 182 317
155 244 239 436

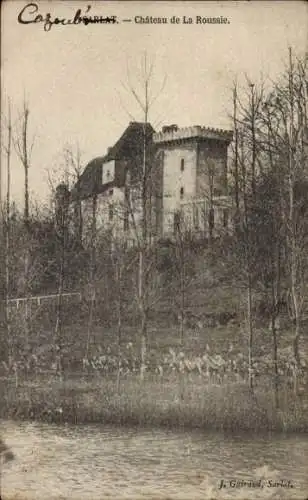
162 124 178 134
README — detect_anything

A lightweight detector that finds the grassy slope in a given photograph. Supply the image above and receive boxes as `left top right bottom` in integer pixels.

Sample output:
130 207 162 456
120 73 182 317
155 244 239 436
2 244 308 432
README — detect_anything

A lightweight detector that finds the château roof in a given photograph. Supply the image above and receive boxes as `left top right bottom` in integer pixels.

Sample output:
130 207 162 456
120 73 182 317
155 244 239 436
71 122 155 201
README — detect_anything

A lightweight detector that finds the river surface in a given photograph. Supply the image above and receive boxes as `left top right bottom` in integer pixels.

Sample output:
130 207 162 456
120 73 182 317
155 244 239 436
0 420 307 500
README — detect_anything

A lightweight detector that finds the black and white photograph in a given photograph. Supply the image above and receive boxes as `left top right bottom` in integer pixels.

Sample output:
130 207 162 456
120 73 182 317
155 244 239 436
0 1 308 499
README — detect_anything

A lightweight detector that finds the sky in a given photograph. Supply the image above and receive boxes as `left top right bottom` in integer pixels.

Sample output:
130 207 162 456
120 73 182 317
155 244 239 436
1 0 307 207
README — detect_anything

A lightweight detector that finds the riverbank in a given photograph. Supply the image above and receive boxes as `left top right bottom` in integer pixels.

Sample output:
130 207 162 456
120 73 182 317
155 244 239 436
1 374 307 433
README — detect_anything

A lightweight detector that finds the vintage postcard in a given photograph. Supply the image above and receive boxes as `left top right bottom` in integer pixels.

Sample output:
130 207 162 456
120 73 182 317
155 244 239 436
1 0 308 499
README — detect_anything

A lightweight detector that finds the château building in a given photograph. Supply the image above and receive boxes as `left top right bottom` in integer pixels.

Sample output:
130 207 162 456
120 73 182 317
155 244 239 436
70 121 233 244
153 124 233 237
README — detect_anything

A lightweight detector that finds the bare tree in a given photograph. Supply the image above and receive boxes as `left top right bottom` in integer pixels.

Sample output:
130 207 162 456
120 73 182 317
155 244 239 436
171 213 199 400
5 101 12 365
12 98 35 343
63 143 84 245
239 128 255 391
108 237 137 392
261 49 308 370
84 191 97 364
229 89 256 391
251 170 286 408
230 76 268 390
171 213 197 347
232 81 240 215
229 49 308 397
0 98 12 364
285 48 307 369
47 153 74 380
111 241 124 393
13 98 35 230
121 53 166 379
54 183 70 380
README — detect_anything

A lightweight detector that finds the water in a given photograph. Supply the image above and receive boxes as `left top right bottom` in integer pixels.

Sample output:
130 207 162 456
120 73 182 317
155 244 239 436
1 420 307 499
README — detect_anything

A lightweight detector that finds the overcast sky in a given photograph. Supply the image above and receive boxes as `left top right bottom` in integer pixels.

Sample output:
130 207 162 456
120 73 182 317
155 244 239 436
1 0 307 207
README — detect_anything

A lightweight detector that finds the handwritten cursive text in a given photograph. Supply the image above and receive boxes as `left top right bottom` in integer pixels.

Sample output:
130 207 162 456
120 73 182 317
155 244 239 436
18 3 118 32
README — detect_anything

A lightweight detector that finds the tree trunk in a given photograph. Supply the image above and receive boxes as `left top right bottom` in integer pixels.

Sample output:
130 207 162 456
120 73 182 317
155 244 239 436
0 99 12 365
180 303 185 347
54 209 67 381
250 83 257 198
116 285 122 394
139 116 149 380
24 249 31 344
179 275 185 401
247 275 254 391
241 131 254 392
233 84 240 213
293 310 301 367
270 313 279 408
287 47 302 370
5 104 12 365
85 286 95 365
22 107 30 230
85 194 97 363
140 306 147 381
54 255 64 381
179 239 185 347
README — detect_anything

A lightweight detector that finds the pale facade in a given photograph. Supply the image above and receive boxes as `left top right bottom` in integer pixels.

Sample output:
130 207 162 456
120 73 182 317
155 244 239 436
153 125 233 237
81 186 125 243
71 122 233 244
81 184 142 247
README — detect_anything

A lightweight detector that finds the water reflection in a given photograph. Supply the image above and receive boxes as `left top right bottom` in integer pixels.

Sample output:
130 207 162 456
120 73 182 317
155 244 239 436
1 421 307 499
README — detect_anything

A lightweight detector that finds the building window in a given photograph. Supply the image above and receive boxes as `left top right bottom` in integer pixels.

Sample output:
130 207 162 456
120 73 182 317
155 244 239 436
180 187 184 199
213 187 223 197
173 211 181 234
209 208 214 232
223 209 229 228
180 158 185 172
109 189 113 196
109 204 114 221
106 170 110 180
126 170 131 185
193 205 199 230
